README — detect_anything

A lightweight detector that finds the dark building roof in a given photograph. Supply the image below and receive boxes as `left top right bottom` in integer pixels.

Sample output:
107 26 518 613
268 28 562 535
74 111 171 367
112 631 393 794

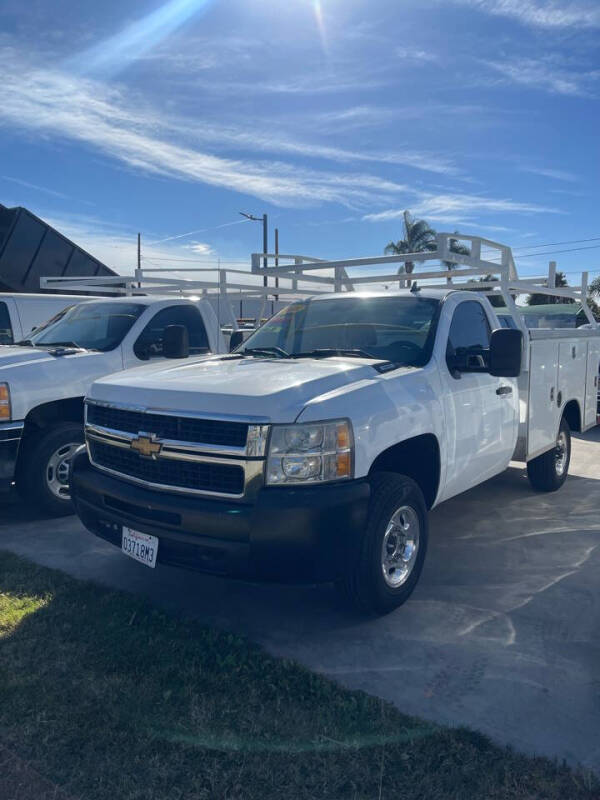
0 203 116 293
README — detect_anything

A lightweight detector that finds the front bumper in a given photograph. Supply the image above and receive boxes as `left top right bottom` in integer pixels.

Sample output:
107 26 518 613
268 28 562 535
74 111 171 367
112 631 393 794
71 452 370 583
0 421 23 490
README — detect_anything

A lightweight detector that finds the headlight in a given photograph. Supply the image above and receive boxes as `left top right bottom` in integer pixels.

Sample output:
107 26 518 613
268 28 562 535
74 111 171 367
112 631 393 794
0 383 11 421
267 420 353 485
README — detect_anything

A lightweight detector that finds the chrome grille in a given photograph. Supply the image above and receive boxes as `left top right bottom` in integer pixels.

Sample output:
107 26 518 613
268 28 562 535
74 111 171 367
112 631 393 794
89 440 245 496
87 404 248 448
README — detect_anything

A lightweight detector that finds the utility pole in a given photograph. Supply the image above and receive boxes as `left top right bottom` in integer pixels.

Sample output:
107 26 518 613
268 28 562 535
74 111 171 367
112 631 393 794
137 232 141 289
240 211 268 288
262 214 268 288
274 227 279 310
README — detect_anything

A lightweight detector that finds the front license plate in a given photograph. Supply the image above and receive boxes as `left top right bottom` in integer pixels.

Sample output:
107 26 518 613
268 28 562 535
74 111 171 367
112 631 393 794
121 527 158 568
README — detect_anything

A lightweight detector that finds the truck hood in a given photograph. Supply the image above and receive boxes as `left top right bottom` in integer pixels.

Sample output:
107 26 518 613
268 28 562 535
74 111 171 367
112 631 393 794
0 346 119 421
89 356 381 423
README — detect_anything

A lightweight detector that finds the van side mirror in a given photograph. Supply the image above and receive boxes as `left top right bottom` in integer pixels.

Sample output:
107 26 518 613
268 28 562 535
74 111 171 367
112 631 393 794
489 328 522 377
163 325 189 359
229 330 244 352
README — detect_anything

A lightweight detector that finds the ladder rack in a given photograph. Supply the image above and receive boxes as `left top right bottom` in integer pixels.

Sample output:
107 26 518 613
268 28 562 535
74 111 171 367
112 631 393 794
41 233 597 332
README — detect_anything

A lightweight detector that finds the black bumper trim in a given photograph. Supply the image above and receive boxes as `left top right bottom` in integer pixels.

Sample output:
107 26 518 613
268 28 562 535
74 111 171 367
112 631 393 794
0 422 23 489
71 452 370 583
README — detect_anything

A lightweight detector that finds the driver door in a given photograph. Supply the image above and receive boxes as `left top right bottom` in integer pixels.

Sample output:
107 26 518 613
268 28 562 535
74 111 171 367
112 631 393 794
439 300 518 500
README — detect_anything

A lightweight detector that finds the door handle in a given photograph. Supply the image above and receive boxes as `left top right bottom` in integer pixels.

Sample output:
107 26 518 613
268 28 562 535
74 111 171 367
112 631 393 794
496 385 513 396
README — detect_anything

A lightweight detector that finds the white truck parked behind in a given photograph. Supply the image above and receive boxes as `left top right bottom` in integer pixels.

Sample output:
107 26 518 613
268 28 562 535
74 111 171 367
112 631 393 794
0 292 85 346
0 297 223 514
69 234 600 614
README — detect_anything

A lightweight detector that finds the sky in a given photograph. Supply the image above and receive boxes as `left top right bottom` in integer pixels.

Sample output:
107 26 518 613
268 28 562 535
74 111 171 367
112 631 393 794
0 0 598 286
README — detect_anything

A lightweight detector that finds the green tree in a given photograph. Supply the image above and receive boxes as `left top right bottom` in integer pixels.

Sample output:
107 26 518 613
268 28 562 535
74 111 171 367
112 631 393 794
526 271 574 306
443 232 471 284
384 211 437 283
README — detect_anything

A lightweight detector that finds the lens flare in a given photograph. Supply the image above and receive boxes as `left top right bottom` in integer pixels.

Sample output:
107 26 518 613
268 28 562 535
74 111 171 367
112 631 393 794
69 0 215 78
312 0 329 54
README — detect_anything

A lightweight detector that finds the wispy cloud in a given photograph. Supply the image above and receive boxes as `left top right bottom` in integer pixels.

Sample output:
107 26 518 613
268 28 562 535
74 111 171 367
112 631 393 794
520 166 579 182
0 50 464 214
363 192 562 224
0 54 419 208
482 57 598 96
1 175 70 200
396 47 438 63
451 0 600 29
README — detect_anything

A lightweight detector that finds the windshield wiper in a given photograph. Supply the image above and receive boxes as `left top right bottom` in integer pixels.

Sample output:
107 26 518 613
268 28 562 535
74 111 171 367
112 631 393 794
291 348 377 360
42 341 85 349
243 346 290 359
15 339 34 347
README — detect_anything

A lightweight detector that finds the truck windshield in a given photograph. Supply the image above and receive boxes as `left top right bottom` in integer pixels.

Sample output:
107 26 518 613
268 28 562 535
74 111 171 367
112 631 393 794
29 302 145 352
241 296 440 367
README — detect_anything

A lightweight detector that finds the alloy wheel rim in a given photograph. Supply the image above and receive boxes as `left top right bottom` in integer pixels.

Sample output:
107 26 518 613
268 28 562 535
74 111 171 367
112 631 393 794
555 431 568 476
46 442 81 500
381 505 420 588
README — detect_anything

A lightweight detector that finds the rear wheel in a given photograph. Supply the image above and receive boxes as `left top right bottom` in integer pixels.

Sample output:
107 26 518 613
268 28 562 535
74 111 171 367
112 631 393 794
17 423 84 516
527 416 571 492
337 472 428 615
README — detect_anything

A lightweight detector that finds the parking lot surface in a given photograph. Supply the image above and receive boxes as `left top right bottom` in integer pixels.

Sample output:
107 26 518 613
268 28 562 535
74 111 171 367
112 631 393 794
2 427 599 773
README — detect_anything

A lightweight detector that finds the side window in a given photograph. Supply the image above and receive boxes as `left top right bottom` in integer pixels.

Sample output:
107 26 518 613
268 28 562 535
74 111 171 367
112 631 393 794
446 301 491 372
0 302 14 345
134 305 209 360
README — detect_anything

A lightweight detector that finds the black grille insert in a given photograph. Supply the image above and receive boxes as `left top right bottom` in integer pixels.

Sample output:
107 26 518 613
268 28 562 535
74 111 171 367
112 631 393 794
87 404 248 448
90 441 244 495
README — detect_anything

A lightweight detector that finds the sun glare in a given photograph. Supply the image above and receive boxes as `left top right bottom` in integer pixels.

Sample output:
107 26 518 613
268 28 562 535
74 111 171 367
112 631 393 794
69 0 216 78
312 0 329 55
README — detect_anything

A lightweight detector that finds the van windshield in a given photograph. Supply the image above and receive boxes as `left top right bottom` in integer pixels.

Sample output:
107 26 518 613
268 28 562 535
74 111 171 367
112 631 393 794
29 302 145 352
241 295 440 367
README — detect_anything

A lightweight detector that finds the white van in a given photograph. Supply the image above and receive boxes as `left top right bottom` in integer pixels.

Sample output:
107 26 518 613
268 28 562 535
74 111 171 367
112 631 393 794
0 293 86 346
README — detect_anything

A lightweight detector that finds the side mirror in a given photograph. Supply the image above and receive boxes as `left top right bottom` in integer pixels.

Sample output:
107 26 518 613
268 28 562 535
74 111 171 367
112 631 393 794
489 328 522 377
229 330 244 352
163 325 189 359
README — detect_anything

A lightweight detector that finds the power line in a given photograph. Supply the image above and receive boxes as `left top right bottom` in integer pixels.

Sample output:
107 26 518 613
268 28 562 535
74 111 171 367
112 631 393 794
511 236 600 252
516 244 600 258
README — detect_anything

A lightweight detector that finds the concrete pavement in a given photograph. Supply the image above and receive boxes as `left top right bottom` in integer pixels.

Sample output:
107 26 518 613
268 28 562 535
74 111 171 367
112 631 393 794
2 427 599 772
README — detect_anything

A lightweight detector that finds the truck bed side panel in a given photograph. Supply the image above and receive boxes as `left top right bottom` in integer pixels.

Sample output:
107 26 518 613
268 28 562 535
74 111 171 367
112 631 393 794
584 340 600 429
527 339 559 459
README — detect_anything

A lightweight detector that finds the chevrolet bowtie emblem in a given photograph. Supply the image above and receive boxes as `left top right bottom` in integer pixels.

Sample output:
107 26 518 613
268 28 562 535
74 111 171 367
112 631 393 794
130 434 162 459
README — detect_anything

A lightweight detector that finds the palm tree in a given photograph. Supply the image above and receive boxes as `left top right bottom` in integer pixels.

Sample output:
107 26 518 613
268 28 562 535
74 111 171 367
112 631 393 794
526 271 573 306
443 232 471 284
590 276 600 297
384 211 437 286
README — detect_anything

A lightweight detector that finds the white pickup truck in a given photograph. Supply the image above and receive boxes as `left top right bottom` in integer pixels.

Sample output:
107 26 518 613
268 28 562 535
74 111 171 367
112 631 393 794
70 270 600 613
0 296 223 514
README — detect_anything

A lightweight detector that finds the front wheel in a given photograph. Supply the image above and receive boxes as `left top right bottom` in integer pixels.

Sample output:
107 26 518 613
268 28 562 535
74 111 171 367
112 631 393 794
527 416 571 492
337 473 429 615
17 423 84 516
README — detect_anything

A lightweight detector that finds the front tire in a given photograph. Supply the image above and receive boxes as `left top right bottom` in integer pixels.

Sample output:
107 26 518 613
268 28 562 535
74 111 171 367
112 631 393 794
527 416 571 492
337 473 428 615
17 423 84 516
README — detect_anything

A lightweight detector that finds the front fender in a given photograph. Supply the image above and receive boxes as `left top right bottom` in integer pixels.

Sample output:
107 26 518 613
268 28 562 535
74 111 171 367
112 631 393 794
296 367 446 481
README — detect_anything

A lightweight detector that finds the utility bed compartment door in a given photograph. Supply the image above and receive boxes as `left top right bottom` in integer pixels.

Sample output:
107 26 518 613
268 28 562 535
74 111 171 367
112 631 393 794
584 340 600 428
527 340 559 459
558 340 587 421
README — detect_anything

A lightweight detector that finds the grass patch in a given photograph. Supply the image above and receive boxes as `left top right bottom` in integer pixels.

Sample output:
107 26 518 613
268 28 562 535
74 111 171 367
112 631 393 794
0 550 597 800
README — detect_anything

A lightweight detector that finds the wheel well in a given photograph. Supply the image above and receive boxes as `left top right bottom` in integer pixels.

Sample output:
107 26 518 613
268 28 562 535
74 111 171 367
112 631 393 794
22 397 85 440
369 434 440 509
563 399 581 433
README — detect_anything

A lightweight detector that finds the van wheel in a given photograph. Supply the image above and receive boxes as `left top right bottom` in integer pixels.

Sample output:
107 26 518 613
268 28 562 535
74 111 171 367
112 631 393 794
527 416 571 493
17 423 84 516
337 473 428 615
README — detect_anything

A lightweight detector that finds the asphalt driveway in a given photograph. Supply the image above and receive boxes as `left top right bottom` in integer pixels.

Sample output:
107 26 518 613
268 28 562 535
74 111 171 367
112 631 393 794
2 427 599 773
